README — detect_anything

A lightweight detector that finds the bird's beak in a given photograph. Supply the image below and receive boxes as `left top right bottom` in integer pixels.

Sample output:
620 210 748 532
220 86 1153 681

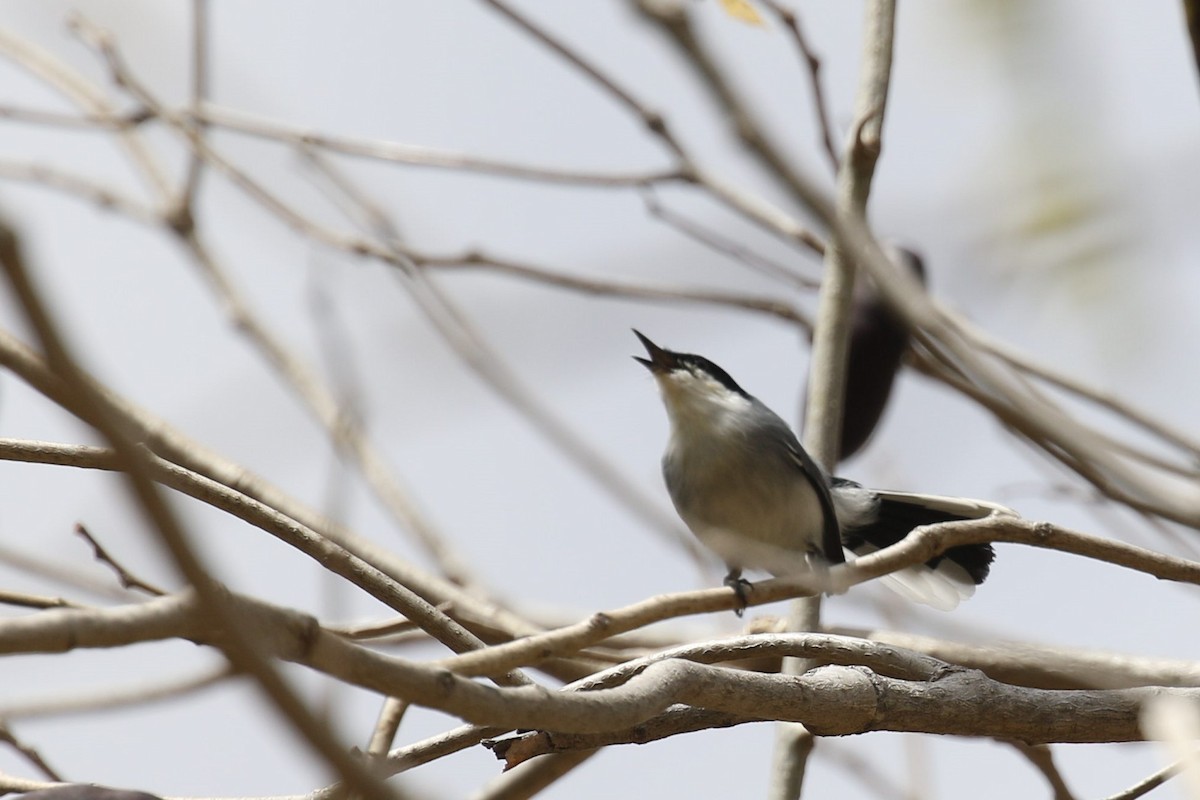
633 329 675 373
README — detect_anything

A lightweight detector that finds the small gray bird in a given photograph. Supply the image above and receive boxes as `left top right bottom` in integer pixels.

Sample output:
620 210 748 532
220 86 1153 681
824 246 926 461
634 330 1012 610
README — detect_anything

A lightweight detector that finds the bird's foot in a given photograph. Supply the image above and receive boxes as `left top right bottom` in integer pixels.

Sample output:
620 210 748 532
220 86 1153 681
723 572 753 617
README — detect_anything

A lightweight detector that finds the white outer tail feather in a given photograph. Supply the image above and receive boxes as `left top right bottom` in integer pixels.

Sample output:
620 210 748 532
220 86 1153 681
843 544 979 611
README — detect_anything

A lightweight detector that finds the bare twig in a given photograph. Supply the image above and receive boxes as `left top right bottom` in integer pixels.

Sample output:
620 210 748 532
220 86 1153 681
0 103 147 129
0 724 65 782
0 540 135 602
418 247 811 325
1101 746 1200 800
632 0 828 213
0 159 158 223
484 707 757 768
803 0 895 467
0 24 170 199
0 590 83 610
948 315 1200 461
331 616 427 641
366 697 410 758
181 0 209 206
1008 742 1077 800
196 103 685 187
387 724 506 776
0 664 232 720
74 523 168 596
480 0 687 160
760 0 841 172
641 187 822 288
0 216 399 800
472 751 598 799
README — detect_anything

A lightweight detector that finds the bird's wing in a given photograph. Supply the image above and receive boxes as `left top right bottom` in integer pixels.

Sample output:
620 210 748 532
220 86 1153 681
782 439 845 565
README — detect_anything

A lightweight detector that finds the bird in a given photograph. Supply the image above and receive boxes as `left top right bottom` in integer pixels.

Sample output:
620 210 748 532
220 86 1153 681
818 245 926 462
634 329 1012 610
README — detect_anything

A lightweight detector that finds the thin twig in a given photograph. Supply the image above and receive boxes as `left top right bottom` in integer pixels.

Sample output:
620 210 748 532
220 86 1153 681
0 589 83 610
641 187 822 289
196 103 685 187
74 523 169 596
0 724 65 782
366 697 410 758
950 312 1200 460
0 103 147 129
472 751 598 799
0 540 135 602
0 22 171 199
480 0 687 160
631 0 829 213
0 159 159 223
760 0 841 172
1008 741 1077 800
181 0 209 207
1101 746 1200 800
331 616 428 641
0 664 233 720
418 247 811 326
485 709 755 769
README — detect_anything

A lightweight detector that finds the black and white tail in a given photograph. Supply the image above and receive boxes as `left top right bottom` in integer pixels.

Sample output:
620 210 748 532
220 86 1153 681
832 478 1014 611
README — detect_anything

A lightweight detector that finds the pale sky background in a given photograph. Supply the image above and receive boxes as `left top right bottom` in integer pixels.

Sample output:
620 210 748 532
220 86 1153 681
0 1 1198 798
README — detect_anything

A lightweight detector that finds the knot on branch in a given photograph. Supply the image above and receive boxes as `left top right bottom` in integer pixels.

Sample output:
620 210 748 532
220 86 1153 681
800 665 877 736
588 612 613 633
434 668 458 697
1032 521 1056 543
636 0 687 25
123 106 155 128
164 201 195 239
220 593 323 663
643 110 668 137
851 109 884 160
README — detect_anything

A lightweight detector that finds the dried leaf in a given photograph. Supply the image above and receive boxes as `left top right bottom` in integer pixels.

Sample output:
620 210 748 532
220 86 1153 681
718 0 764 26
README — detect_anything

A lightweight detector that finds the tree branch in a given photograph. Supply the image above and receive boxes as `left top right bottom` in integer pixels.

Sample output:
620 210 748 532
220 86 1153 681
3 595 1191 746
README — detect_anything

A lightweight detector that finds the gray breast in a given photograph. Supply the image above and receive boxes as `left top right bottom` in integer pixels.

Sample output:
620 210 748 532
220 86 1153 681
663 426 826 574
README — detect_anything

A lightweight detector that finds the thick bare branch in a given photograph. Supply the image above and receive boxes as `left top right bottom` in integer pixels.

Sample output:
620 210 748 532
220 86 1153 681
2 593 1190 746
839 627 1200 691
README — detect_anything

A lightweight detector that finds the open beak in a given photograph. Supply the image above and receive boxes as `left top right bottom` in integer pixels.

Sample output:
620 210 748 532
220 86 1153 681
633 329 676 373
